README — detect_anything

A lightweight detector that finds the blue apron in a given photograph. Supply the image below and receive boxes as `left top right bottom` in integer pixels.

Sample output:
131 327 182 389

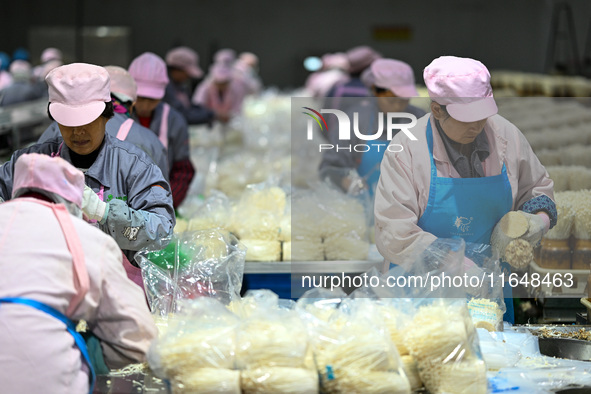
357 141 387 198
356 111 387 198
0 297 96 394
417 120 515 323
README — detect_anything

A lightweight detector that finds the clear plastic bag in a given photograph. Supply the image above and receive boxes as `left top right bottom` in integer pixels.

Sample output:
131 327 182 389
233 290 319 394
185 190 233 231
290 183 370 261
297 290 411 394
405 298 488 394
236 306 310 370
465 243 507 332
147 297 241 393
135 229 246 319
232 182 287 242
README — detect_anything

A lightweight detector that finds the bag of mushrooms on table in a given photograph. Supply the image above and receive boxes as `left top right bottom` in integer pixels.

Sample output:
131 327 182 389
383 238 489 394
296 289 411 394
235 290 319 394
147 298 242 394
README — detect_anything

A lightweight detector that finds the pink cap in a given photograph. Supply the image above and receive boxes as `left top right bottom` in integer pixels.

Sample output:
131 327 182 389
346 46 381 74
128 52 169 100
166 46 203 78
371 58 419 97
46 63 111 127
41 47 63 63
40 59 63 79
9 60 32 79
214 48 236 66
360 67 375 88
423 56 497 122
105 65 137 103
211 63 232 83
12 153 85 208
322 53 349 71
238 52 259 68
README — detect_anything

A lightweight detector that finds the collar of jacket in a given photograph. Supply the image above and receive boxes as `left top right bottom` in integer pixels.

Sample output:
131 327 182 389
58 134 113 189
429 115 508 174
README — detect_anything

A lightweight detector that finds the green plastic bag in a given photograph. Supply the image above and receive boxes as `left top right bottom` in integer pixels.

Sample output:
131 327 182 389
145 241 193 270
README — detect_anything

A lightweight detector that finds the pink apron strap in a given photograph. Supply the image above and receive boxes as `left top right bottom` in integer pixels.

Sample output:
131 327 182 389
50 204 90 317
115 118 134 141
159 103 170 150
19 198 89 317
51 142 64 158
121 252 144 290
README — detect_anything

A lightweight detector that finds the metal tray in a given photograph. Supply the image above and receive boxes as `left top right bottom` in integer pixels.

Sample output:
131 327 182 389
538 337 591 361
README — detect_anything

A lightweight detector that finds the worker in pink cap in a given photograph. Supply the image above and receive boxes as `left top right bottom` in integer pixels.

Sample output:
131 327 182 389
320 58 425 197
38 65 169 179
0 153 156 394
234 51 263 95
192 62 248 123
214 48 237 67
0 63 175 288
163 46 215 125
374 56 556 323
128 52 195 209
325 45 381 109
304 52 350 98
33 47 64 82
0 59 43 106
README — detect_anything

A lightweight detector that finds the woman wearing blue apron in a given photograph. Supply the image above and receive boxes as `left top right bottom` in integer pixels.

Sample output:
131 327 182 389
375 56 557 325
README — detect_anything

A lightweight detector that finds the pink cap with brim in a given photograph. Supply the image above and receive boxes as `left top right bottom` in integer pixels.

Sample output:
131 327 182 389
371 58 419 97
41 47 63 63
214 49 236 66
46 63 111 127
322 53 350 71
211 63 232 83
12 153 85 208
128 52 169 100
360 67 375 88
424 56 497 122
166 47 203 79
9 60 32 79
346 46 381 74
239 52 259 68
105 65 137 102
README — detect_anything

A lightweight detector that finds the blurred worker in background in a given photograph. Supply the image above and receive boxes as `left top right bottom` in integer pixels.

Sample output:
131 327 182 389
11 47 30 63
234 51 263 96
128 52 195 209
325 45 381 108
374 56 557 322
33 47 64 82
38 65 169 179
0 63 175 287
0 51 13 90
0 59 43 106
320 58 425 197
163 46 215 125
213 48 237 67
192 62 247 124
0 153 157 394
304 52 350 99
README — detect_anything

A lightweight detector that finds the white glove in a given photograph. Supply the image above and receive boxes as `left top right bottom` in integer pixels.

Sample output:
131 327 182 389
82 185 108 223
0 196 4 203
521 212 550 247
